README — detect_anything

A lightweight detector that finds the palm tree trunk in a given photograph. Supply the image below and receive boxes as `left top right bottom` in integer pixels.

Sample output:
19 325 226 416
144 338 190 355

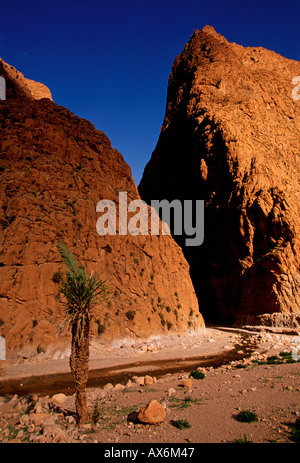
69 313 90 423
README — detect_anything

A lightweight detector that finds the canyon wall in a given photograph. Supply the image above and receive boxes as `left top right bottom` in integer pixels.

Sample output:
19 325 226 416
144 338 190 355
0 59 204 358
139 26 300 327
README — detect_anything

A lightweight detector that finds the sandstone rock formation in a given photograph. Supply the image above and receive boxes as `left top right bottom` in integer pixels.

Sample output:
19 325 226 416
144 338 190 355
139 26 300 327
0 58 53 102
0 60 204 358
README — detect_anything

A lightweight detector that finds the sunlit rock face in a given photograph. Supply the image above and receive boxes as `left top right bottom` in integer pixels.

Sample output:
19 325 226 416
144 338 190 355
139 26 300 327
0 59 204 358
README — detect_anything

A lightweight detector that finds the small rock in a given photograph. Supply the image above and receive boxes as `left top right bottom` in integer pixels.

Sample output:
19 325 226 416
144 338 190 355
31 413 49 427
51 393 68 405
182 379 192 388
114 383 125 391
104 383 114 390
133 376 145 386
147 344 157 352
19 414 30 426
144 375 154 386
167 388 176 396
67 415 75 424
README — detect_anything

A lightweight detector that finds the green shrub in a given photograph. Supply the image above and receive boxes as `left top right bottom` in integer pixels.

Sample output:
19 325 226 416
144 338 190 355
52 271 63 284
125 310 136 321
290 419 300 443
190 370 205 380
279 352 292 358
159 312 165 327
96 320 105 334
166 321 173 330
291 429 300 443
236 410 258 423
295 417 300 429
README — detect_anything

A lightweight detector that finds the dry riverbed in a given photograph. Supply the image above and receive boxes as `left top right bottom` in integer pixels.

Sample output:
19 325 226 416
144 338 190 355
0 327 299 443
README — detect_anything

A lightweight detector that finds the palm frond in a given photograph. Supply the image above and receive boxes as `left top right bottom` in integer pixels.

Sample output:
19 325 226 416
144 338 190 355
57 242 85 277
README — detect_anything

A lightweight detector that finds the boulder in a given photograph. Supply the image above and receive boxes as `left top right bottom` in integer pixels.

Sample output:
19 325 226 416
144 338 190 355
138 399 166 424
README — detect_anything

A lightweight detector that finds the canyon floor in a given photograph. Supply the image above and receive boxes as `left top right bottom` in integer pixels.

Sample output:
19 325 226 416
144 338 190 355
0 326 299 444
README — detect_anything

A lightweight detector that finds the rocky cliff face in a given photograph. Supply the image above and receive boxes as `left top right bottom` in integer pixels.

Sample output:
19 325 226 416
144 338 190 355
0 60 204 358
139 26 300 327
0 58 53 102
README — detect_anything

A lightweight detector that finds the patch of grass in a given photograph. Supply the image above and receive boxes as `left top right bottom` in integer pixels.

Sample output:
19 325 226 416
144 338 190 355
279 352 292 358
267 356 280 364
189 370 205 380
171 419 191 430
236 410 258 423
252 353 300 366
168 396 201 410
5 425 18 440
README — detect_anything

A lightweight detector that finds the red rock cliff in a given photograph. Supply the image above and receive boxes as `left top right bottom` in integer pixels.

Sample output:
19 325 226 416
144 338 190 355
0 59 204 358
139 26 300 327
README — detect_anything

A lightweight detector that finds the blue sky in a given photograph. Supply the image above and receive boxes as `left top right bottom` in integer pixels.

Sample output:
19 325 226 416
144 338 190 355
0 0 299 184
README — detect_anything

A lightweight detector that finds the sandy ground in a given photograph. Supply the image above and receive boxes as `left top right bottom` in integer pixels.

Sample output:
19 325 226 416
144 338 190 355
0 326 299 444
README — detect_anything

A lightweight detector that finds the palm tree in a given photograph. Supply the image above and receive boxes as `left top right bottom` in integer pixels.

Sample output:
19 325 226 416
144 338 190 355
56 242 107 423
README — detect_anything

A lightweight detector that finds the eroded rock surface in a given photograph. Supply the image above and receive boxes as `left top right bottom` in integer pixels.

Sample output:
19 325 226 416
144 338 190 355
0 59 204 358
139 26 300 326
